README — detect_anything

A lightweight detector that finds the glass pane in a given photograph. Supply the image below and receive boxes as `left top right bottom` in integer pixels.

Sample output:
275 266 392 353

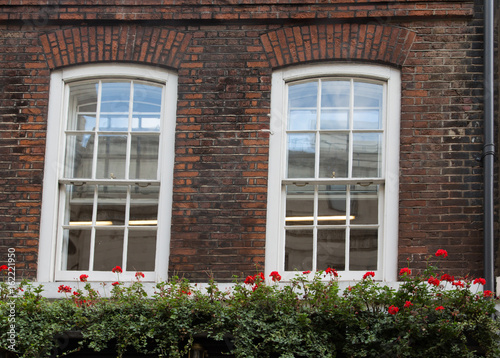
68 82 98 128
129 135 159 180
318 185 347 225
288 81 318 131
287 133 315 178
320 109 348 130
289 109 317 131
285 229 313 271
352 133 381 178
96 185 127 226
132 115 161 132
319 133 349 178
63 229 90 271
100 82 131 113
317 229 345 271
93 229 124 271
72 115 96 131
285 185 314 226
64 134 94 179
64 184 95 226
354 82 383 130
351 185 378 224
133 83 162 113
99 114 129 132
127 230 157 271
349 229 378 271
321 80 350 107
129 186 159 225
96 135 127 179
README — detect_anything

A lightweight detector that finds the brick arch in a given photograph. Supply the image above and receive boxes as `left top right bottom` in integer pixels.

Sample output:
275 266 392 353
260 24 416 68
39 26 192 70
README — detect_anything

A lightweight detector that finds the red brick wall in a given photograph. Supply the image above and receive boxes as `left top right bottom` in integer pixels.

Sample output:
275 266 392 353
0 0 487 281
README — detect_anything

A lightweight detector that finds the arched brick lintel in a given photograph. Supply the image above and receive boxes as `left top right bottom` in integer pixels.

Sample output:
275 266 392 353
261 24 416 68
39 26 192 70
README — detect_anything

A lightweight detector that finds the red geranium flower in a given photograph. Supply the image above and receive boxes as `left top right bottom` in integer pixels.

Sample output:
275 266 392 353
79 274 89 282
325 267 339 277
57 285 72 293
244 275 255 285
473 278 486 286
440 274 454 282
435 249 448 258
0 265 8 271
388 305 399 315
112 266 122 274
363 271 375 279
427 276 441 286
302 270 311 274
112 281 120 286
399 267 411 276
435 306 445 311
404 301 413 308
135 272 145 279
270 271 282 282
452 281 464 288
484 290 494 297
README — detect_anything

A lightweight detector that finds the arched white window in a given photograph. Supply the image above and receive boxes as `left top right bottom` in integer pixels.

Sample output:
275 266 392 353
39 64 177 282
266 64 400 282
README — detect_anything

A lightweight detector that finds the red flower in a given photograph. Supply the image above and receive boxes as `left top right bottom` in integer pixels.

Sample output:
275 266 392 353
440 274 454 282
404 301 413 308
135 272 145 279
388 305 399 315
73 291 80 296
484 290 494 297
473 278 486 286
399 267 411 276
325 267 339 277
427 276 441 286
0 265 8 271
244 275 255 285
363 271 375 279
452 281 464 288
112 266 122 273
112 281 120 286
57 285 72 293
302 270 311 274
435 249 448 258
79 274 88 282
252 284 259 292
435 306 445 311
269 271 282 282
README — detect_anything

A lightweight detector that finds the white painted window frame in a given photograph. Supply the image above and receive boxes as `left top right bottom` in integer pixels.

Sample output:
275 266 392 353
38 63 177 282
266 63 400 282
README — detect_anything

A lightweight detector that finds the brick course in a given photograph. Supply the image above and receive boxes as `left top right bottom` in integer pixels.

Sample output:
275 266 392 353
0 0 490 281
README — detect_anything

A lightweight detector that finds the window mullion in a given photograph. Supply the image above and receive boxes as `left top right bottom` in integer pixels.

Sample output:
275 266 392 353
123 185 131 271
345 185 351 272
88 184 98 271
92 81 102 180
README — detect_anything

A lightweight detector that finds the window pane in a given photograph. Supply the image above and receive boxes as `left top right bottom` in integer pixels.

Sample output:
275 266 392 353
353 110 381 130
132 115 160 132
320 109 348 130
289 109 317 131
64 184 95 226
318 185 347 225
68 82 98 130
96 185 127 226
349 229 377 270
321 80 350 107
133 83 162 113
319 133 349 178
93 229 124 271
64 134 94 178
129 186 159 225
75 115 96 131
99 114 129 132
353 82 383 130
129 135 159 180
317 229 345 271
285 185 314 226
96 135 127 179
352 133 381 178
287 133 315 178
100 82 131 113
351 185 378 224
288 81 317 131
63 229 91 271
285 229 313 271
127 230 156 271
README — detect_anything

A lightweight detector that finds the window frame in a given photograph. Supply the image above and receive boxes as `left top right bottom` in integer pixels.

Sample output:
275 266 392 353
38 63 177 282
266 63 400 282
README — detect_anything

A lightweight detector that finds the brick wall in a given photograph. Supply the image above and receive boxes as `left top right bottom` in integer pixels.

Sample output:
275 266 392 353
0 0 488 281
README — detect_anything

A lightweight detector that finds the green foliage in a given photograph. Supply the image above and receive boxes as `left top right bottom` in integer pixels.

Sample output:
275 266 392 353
1 252 500 357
